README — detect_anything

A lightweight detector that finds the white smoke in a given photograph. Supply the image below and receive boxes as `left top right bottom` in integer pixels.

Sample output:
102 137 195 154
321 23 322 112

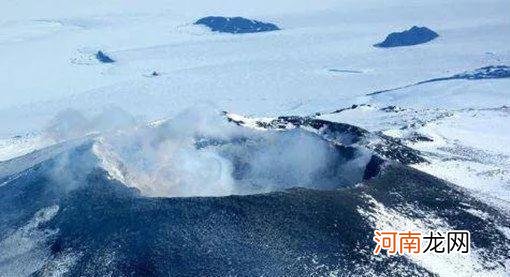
219 129 342 193
93 107 243 197
43 106 371 197
43 106 138 142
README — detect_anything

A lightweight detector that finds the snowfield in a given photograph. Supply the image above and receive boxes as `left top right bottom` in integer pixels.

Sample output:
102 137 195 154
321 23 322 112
1 0 508 133
0 0 509 275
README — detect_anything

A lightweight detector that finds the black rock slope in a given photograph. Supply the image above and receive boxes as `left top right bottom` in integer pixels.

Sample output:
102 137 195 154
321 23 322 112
195 16 280 34
374 26 438 48
0 117 509 276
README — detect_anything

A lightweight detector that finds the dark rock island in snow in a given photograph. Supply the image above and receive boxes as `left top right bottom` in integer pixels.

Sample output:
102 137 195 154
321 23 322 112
374 26 439 48
450 65 510 80
195 16 280 34
95 50 115 63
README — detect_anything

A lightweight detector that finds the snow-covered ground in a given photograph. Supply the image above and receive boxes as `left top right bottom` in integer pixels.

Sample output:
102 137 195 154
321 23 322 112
1 0 508 132
320 103 510 204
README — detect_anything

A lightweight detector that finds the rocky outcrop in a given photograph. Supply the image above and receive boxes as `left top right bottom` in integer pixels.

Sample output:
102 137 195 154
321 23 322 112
374 26 438 48
195 16 280 34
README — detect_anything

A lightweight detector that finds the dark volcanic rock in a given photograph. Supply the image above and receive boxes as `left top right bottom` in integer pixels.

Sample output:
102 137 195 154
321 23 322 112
368 65 510 95
195 16 280 34
374 26 438 48
1 147 508 276
448 65 510 80
380 105 406 113
417 65 510 84
95 51 115 63
331 104 371 114
407 132 434 142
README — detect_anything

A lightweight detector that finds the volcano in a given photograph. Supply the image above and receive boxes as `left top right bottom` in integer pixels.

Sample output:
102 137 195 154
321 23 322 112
1 115 508 276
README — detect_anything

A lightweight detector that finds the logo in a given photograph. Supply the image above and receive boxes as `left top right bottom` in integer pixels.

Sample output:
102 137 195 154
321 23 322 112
373 230 470 255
